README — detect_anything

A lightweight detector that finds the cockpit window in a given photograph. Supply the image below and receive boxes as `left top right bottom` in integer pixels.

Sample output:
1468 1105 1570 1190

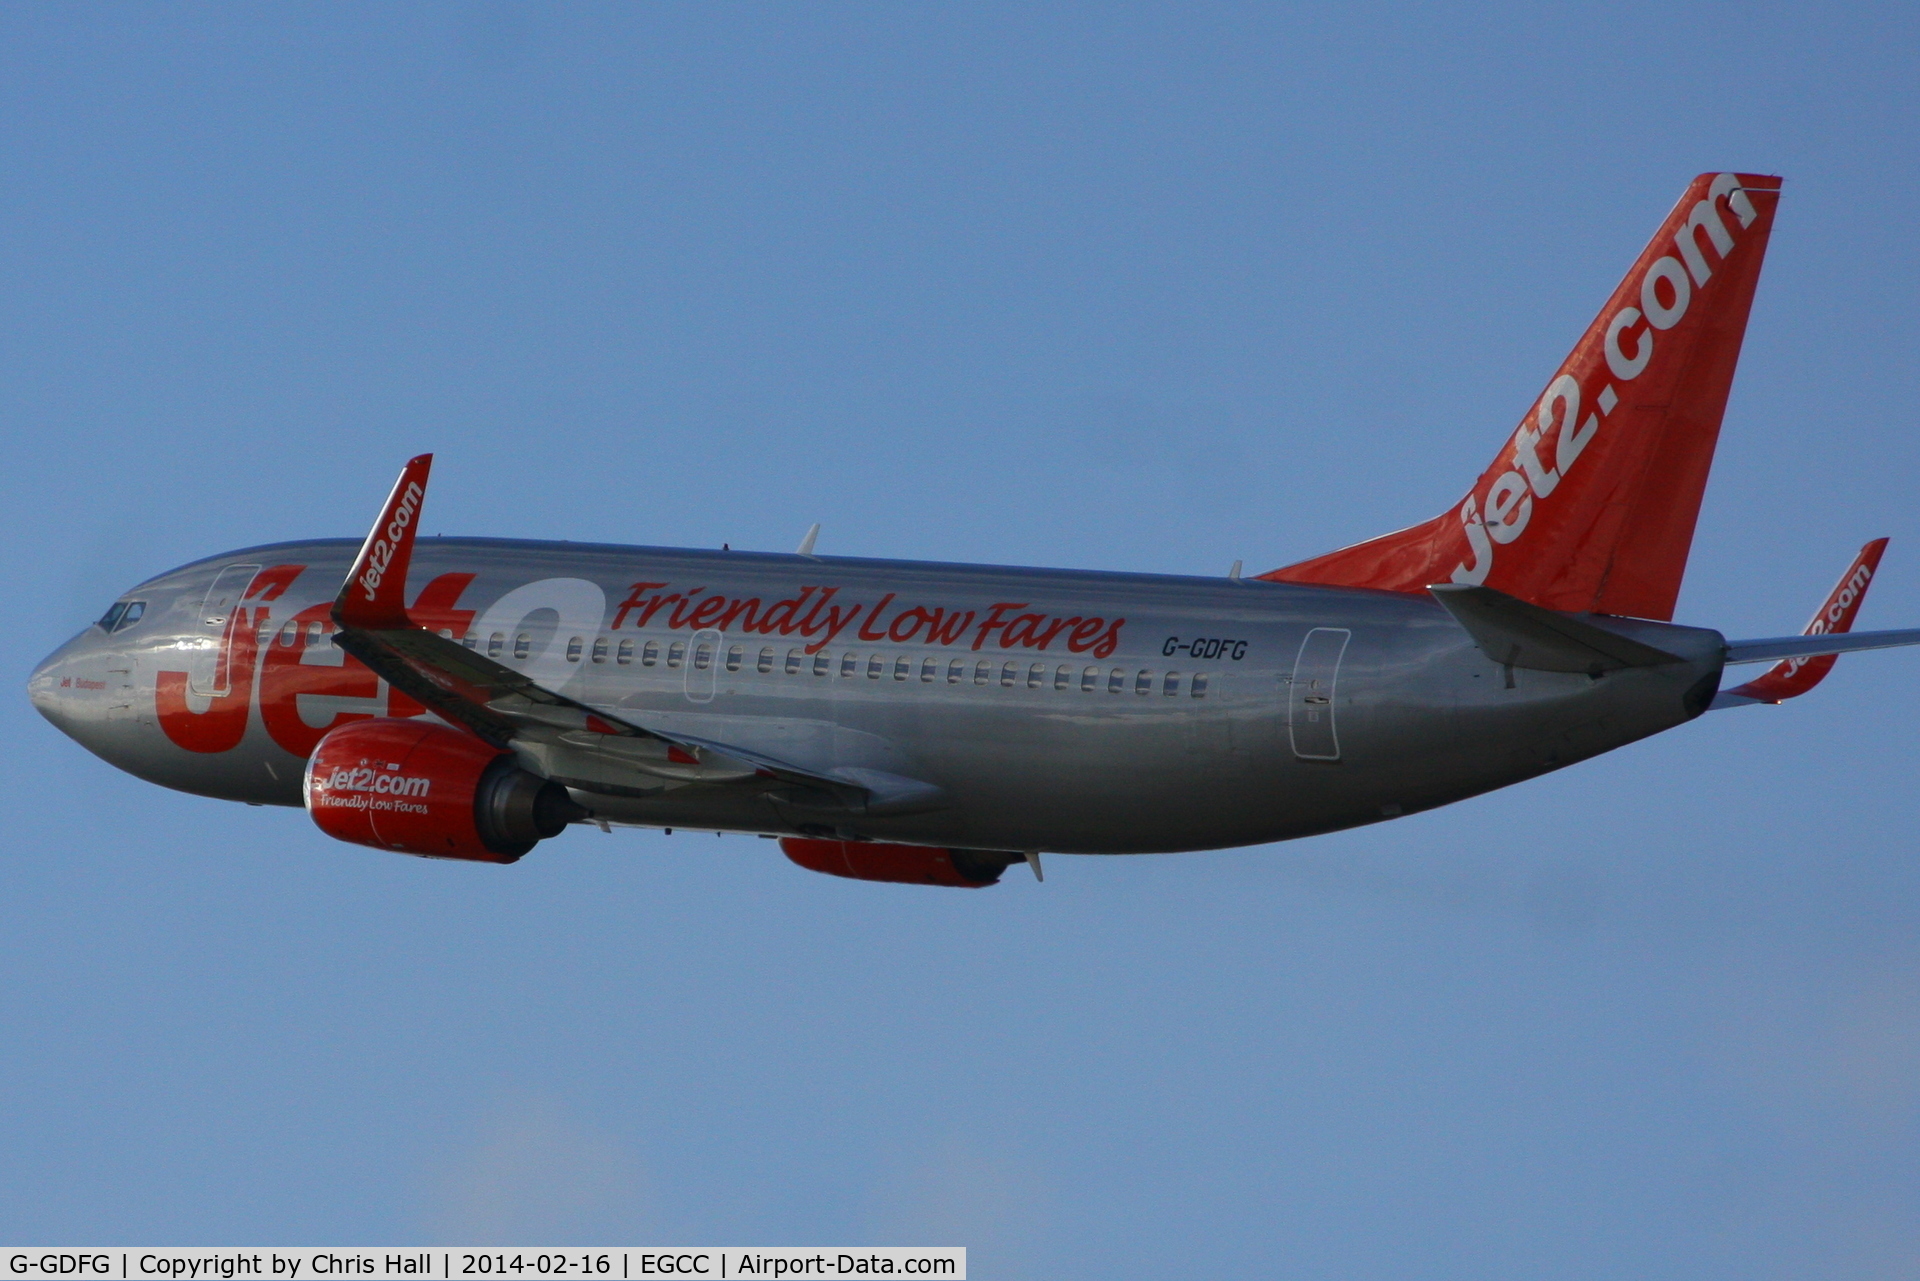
96 600 145 632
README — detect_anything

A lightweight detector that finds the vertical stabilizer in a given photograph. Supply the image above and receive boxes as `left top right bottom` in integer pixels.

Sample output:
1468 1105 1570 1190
1262 173 1783 621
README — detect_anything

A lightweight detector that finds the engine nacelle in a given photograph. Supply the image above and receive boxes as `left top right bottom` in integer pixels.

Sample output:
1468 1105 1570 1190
305 719 584 863
780 837 1018 888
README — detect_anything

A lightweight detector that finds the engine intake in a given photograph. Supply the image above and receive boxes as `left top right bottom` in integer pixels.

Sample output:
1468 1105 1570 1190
305 719 585 862
780 837 1019 887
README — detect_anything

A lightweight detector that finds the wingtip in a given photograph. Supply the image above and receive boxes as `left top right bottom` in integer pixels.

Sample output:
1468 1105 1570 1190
335 455 435 630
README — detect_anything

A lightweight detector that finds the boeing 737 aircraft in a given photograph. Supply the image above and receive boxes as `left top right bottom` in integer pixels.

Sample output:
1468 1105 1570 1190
29 173 1920 886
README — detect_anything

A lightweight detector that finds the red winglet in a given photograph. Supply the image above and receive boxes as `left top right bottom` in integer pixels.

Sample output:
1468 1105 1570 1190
1724 538 1888 703
335 454 433 631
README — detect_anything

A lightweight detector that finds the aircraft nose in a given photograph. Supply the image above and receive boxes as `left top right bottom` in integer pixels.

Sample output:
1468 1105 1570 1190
28 631 95 732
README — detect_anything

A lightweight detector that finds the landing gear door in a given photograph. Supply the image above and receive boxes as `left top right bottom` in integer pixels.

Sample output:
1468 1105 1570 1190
188 563 262 698
1289 627 1350 761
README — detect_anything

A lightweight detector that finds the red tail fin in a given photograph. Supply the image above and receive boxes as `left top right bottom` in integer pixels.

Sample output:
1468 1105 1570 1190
1262 173 1784 621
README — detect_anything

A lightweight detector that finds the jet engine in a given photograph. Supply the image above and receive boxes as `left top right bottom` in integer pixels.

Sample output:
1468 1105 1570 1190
305 718 585 863
780 837 1020 887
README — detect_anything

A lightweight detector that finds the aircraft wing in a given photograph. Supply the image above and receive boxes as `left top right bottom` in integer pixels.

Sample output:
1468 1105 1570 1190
329 455 927 811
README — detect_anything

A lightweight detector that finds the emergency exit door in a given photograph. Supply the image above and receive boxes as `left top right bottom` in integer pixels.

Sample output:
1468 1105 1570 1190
1289 627 1350 761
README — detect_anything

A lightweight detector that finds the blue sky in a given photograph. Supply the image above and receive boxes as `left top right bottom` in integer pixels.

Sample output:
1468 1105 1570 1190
5 3 1919 1275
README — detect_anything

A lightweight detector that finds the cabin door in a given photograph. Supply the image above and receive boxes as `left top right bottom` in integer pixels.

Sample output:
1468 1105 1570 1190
188 563 262 698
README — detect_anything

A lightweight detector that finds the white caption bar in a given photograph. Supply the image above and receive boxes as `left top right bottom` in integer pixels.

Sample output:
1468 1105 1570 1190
2 1252 964 1281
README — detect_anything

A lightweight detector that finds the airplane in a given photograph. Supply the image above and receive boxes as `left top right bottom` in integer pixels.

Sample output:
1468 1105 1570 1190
29 172 1920 888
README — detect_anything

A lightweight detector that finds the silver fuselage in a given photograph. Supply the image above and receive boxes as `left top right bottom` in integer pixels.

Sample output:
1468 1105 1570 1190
29 537 1727 854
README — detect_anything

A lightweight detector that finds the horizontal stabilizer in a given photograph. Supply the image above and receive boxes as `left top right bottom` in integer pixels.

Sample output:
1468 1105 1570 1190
1723 627 1920 666
1713 538 1893 708
1429 584 1684 674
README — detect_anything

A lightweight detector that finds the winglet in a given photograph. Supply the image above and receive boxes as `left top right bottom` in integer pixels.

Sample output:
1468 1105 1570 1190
1717 538 1888 705
335 454 433 631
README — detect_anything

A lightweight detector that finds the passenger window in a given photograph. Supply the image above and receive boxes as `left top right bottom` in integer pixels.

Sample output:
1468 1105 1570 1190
667 640 685 668
514 633 532 660
1082 666 1099 692
948 659 965 684
758 647 775 674
1000 661 1018 688
693 643 712 670
921 657 938 683
279 620 299 645
974 660 991 685
1027 663 1046 689
591 637 609 663
462 634 477 649
892 656 909 681
565 636 584 662
725 646 743 672
1135 669 1153 695
1191 673 1209 698
1055 665 1072 690
868 654 885 679
1163 671 1181 696
617 639 634 665
96 602 127 631
786 649 804 675
814 652 831 676
1108 668 1126 693
487 631 504 657
841 653 858 678
642 640 659 666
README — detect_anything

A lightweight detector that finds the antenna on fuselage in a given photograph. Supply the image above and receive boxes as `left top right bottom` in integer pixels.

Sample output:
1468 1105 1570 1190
1024 851 1044 882
1228 559 1243 581
796 523 821 557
